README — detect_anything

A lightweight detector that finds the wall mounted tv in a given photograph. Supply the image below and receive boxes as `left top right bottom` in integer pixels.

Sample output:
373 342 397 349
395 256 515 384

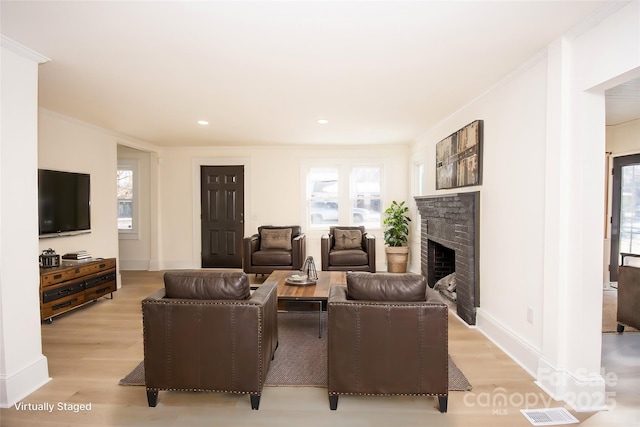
38 169 91 237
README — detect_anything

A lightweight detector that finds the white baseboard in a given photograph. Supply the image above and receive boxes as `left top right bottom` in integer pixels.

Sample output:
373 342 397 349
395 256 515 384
0 355 50 408
164 260 201 270
150 260 245 271
118 260 150 270
476 308 541 377
535 358 608 412
476 308 607 412
148 259 162 271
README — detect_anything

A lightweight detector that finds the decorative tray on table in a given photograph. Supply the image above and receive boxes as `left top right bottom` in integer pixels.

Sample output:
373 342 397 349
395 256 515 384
285 273 317 286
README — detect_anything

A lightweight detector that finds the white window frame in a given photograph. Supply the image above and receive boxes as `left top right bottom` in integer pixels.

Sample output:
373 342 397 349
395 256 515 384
301 160 384 231
117 159 139 239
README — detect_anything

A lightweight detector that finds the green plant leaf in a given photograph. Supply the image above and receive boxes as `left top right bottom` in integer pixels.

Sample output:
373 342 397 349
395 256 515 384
382 200 411 246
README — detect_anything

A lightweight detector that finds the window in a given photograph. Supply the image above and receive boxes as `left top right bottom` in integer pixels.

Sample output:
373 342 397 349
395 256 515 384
351 167 381 228
117 160 138 237
308 167 340 227
305 164 382 229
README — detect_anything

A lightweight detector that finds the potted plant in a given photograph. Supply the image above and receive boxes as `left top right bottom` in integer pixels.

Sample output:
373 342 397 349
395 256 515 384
383 200 411 272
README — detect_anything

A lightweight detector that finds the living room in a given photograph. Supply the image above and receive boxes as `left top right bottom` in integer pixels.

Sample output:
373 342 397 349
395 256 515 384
1 1 639 426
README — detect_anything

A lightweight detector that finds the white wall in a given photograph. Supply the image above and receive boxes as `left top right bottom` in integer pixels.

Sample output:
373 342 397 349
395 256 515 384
156 145 410 270
37 111 120 266
606 119 640 155
538 1 639 409
411 53 548 350
408 1 640 411
0 40 50 408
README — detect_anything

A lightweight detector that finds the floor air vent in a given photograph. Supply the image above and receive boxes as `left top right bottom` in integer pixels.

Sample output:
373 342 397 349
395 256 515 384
520 407 579 426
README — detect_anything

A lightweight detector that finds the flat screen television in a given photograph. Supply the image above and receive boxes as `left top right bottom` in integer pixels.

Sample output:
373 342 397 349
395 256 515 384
38 169 91 237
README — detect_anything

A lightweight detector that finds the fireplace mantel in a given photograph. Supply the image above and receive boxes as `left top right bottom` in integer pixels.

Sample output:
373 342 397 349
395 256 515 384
415 192 479 325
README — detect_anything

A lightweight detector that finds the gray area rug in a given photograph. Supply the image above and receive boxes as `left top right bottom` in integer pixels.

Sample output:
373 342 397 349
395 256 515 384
119 312 472 391
266 312 327 387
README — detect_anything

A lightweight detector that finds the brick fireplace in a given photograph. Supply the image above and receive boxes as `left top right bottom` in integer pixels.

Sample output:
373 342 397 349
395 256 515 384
415 192 479 325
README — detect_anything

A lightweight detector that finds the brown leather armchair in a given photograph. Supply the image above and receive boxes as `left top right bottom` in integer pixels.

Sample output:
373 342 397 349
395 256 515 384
142 271 278 410
243 225 306 275
617 265 640 333
320 226 376 272
327 272 448 412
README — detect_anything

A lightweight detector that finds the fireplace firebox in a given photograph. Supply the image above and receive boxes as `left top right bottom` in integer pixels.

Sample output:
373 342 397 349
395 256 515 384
429 240 456 286
429 240 457 302
415 192 479 325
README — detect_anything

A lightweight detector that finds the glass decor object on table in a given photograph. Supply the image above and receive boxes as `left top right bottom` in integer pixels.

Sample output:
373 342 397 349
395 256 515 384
286 256 318 286
302 256 318 281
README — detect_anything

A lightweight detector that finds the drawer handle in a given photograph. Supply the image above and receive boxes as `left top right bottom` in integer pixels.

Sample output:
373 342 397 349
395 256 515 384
54 274 62 280
99 263 106 268
53 299 77 310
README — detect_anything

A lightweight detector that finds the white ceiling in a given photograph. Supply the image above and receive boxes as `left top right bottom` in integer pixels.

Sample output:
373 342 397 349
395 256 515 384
606 78 640 126
2 0 635 148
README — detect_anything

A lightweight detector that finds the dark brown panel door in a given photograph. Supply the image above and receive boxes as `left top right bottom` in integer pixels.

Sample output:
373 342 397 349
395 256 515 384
200 166 244 268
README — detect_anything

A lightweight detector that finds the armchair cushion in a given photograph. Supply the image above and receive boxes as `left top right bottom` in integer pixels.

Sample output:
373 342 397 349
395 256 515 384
260 228 292 250
329 249 368 266
334 229 362 250
164 270 250 300
252 250 292 266
347 272 427 302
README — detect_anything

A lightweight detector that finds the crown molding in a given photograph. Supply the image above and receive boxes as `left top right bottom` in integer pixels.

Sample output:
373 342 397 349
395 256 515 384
563 0 632 41
1 35 50 64
39 108 160 153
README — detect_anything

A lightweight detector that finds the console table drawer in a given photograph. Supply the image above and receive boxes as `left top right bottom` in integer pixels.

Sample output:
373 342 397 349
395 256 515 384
77 259 116 276
42 278 85 303
41 293 86 319
85 281 116 300
84 270 116 289
41 270 74 287
66 264 99 278
93 259 116 271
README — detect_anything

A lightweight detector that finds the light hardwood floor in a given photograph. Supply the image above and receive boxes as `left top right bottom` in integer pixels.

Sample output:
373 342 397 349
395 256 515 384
0 271 637 426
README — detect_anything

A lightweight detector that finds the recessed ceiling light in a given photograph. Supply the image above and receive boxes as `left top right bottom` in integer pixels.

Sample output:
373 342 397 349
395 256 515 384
317 119 329 125
197 120 209 125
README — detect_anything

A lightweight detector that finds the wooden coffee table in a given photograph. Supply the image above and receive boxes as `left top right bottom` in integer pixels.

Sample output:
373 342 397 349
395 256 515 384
266 270 346 337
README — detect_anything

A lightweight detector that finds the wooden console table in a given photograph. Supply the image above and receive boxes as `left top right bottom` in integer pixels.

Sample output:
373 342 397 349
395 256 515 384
39 258 117 322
